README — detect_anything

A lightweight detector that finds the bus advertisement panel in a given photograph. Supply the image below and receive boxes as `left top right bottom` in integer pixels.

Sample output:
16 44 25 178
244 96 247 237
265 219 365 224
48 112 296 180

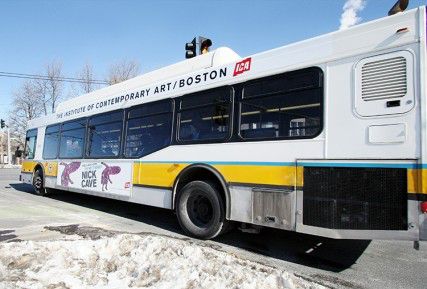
57 161 132 197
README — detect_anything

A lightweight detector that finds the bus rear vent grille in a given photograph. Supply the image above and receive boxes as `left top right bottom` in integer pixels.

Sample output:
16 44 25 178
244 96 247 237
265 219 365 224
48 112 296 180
361 56 407 101
303 167 407 230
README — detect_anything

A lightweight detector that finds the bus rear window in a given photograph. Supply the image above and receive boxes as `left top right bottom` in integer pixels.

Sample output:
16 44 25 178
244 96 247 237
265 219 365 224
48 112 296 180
25 129 37 159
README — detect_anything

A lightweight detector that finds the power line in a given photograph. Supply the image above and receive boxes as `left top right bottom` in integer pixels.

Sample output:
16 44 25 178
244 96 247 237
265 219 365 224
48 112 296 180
0 71 109 85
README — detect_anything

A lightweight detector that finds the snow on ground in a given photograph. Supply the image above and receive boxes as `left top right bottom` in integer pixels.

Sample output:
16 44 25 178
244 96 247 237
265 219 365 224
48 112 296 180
0 234 325 289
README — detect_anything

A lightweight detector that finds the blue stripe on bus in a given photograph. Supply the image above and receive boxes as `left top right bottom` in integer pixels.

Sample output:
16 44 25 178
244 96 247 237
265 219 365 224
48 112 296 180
298 162 418 169
136 160 420 169
136 160 295 166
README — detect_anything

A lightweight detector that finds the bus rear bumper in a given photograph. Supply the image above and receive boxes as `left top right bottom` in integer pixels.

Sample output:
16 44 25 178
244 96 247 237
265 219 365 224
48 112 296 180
294 199 427 241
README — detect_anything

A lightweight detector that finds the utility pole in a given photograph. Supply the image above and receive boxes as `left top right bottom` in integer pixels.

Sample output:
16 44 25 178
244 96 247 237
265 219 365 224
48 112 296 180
7 126 11 165
0 133 3 164
0 119 10 165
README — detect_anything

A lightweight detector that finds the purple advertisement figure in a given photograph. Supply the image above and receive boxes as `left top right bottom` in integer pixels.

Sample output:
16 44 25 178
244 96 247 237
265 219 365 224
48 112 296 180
59 162 81 187
101 162 121 191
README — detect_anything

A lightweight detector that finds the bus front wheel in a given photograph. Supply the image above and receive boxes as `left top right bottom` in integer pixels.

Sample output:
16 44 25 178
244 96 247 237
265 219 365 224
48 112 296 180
176 180 227 240
33 169 50 196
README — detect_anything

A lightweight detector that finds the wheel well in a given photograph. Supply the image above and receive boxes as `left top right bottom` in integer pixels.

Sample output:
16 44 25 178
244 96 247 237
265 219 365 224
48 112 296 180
173 165 229 216
34 164 43 174
33 164 44 183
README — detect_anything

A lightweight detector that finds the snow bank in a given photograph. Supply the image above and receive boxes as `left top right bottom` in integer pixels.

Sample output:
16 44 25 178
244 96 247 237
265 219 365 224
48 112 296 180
0 234 324 289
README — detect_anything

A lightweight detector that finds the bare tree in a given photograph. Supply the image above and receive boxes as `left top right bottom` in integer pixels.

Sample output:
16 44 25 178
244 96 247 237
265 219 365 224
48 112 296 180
34 60 64 115
9 80 44 148
107 59 140 85
69 62 108 97
77 62 99 93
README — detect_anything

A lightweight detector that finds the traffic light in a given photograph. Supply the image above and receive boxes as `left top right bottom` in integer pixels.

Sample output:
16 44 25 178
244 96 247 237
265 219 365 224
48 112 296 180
388 0 408 16
199 37 212 54
185 38 197 59
0 119 4 129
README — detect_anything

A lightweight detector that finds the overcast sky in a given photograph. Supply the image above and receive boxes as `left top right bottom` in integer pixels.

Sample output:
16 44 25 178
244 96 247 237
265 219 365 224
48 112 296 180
0 0 425 120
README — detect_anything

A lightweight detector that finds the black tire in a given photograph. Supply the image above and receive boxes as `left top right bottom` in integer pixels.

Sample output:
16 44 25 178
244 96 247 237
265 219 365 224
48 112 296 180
176 180 228 240
33 169 50 196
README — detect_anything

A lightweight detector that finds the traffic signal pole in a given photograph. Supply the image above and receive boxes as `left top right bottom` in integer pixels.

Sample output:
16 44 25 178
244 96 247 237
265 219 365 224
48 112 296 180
7 126 11 165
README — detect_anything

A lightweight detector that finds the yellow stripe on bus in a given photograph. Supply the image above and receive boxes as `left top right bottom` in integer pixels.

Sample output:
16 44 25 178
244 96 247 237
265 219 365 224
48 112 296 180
21 160 37 173
42 161 58 177
213 164 298 187
407 168 427 195
20 160 58 177
132 162 427 196
133 163 189 188
132 162 301 188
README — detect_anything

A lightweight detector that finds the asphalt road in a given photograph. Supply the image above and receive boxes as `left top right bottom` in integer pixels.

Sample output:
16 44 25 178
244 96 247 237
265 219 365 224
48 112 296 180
0 168 426 289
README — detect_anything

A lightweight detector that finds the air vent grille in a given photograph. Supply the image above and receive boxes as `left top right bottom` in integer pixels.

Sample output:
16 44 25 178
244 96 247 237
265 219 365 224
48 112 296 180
361 56 407 101
303 167 407 230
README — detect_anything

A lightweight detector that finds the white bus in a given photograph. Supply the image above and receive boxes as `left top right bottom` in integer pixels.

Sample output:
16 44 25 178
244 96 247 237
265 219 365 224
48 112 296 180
21 4 427 241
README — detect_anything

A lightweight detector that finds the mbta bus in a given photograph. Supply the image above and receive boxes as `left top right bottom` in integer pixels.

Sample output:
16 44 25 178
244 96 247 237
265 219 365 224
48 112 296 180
21 5 426 242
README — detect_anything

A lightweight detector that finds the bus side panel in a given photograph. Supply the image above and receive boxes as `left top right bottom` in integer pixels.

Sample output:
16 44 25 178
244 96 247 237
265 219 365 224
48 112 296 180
218 163 299 230
419 6 427 241
325 46 419 160
130 161 179 209
34 127 45 160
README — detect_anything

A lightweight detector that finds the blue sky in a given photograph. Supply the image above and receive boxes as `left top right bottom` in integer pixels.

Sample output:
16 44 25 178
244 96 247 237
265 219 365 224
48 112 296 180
0 0 425 119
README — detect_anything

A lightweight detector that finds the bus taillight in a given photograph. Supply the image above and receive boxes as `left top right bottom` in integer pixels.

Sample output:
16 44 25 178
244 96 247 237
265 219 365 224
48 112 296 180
421 202 427 214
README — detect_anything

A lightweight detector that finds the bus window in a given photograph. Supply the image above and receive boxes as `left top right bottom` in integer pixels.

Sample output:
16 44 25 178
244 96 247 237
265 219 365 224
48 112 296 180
59 118 86 159
125 100 173 158
239 68 323 140
178 86 232 142
87 111 123 158
43 124 60 159
24 129 37 159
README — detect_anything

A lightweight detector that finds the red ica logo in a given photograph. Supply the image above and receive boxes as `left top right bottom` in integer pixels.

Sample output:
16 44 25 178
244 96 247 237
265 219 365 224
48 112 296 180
233 57 252 76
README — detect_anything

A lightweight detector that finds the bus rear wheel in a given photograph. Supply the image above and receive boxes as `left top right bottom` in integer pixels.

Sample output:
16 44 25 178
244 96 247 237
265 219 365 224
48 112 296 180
176 180 227 240
33 169 50 196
